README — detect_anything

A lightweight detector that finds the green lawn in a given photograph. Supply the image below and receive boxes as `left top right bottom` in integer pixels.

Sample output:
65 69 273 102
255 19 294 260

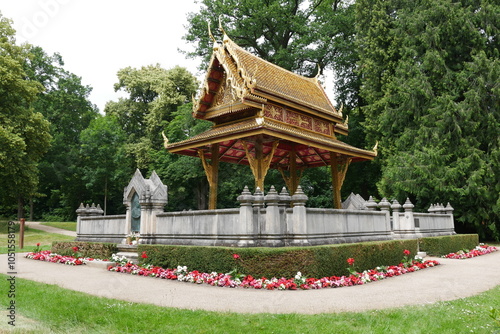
0 228 75 254
40 221 77 232
0 274 498 333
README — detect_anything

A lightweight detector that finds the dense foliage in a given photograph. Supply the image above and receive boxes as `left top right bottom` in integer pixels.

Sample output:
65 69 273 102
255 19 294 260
356 0 499 239
0 15 51 219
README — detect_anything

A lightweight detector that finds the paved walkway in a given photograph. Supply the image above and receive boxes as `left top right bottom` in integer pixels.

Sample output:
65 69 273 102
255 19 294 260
26 221 77 237
1 250 499 314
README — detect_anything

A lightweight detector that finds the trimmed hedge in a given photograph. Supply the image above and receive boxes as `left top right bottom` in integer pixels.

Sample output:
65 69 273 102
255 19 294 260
418 234 479 256
51 241 118 259
138 234 479 278
138 239 419 278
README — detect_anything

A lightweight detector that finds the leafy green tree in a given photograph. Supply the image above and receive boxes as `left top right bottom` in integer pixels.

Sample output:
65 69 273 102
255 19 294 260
0 14 51 218
150 103 212 210
357 0 499 239
106 65 198 169
79 116 133 215
23 46 100 220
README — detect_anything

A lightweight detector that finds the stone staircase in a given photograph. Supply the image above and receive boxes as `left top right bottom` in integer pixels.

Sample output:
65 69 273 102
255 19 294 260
116 244 139 264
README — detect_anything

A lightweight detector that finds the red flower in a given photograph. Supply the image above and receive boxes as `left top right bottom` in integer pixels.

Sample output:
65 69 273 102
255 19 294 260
36 243 40 247
404 249 411 256
141 251 148 259
347 258 355 266
72 246 79 252
232 253 240 260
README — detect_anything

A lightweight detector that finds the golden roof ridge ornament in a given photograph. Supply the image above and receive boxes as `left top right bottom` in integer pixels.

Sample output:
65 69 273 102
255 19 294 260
162 131 169 149
314 63 321 82
208 20 216 43
372 141 379 156
218 16 227 37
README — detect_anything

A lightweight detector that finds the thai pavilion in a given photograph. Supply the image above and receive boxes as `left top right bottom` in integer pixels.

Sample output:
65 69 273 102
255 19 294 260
164 31 377 210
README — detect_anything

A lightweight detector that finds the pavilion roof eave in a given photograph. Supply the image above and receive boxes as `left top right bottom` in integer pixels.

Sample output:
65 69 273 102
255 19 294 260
166 118 376 162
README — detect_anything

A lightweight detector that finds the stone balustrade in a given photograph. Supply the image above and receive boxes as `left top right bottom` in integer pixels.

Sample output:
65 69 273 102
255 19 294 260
76 171 456 247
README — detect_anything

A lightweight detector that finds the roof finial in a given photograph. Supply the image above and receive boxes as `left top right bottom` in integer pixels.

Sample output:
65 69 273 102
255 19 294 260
314 63 321 81
161 131 169 149
218 15 227 37
372 141 379 155
208 20 216 43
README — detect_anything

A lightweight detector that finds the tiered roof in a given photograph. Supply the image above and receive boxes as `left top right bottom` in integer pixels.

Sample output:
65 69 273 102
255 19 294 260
166 33 376 168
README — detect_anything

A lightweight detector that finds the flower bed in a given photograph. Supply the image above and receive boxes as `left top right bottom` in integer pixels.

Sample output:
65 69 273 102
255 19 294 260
107 258 440 291
24 249 443 291
25 250 104 266
443 244 498 259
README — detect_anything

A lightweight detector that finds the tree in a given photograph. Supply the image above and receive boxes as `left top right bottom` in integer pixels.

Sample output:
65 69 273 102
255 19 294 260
356 0 500 239
23 46 100 220
79 116 132 215
0 13 51 218
150 103 212 210
106 65 198 169
184 0 354 75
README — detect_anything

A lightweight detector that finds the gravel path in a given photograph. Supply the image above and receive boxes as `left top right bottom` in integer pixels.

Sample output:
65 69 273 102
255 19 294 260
1 250 499 314
25 221 77 237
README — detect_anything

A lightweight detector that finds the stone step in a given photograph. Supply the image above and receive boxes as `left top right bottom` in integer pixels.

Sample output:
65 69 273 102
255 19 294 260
116 251 139 264
117 244 138 252
83 259 115 269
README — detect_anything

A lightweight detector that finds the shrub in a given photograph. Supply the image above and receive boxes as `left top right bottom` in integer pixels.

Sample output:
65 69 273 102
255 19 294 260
418 234 479 256
51 241 118 259
138 239 419 278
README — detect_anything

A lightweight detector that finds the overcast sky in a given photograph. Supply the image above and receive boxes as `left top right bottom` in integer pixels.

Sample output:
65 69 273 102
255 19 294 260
0 0 202 112
1 0 336 112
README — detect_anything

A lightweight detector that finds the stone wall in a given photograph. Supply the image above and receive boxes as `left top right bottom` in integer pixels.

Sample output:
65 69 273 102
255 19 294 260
76 181 456 247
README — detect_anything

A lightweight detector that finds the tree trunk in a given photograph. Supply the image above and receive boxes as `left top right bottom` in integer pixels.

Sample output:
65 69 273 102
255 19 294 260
29 197 34 221
196 179 208 210
17 196 25 220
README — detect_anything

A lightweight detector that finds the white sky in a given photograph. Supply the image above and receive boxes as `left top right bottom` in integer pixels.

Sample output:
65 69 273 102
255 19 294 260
0 0 336 112
0 0 201 112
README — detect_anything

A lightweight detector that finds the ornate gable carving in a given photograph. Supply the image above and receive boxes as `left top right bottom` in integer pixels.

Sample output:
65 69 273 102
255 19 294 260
210 71 241 109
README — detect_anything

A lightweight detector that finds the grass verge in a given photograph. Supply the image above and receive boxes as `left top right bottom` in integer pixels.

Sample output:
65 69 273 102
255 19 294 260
0 274 498 333
0 228 75 254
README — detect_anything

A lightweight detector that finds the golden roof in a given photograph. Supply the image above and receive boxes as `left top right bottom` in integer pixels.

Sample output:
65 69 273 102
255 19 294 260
194 34 343 123
167 33 376 168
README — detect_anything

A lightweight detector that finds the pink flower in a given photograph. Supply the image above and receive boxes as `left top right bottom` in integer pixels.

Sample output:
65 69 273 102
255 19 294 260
232 253 240 260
